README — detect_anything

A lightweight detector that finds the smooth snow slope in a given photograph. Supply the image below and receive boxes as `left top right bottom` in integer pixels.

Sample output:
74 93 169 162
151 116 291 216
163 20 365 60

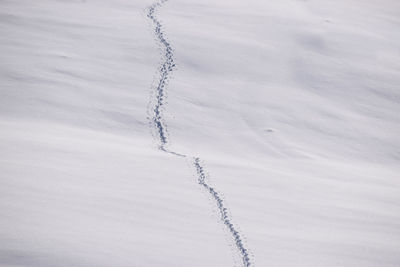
1 0 400 267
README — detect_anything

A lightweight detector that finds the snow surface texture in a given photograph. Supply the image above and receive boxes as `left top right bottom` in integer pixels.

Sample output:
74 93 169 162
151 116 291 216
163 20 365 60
1 0 400 267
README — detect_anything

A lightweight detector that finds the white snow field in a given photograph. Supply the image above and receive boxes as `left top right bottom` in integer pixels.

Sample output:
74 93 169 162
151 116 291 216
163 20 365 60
1 0 400 266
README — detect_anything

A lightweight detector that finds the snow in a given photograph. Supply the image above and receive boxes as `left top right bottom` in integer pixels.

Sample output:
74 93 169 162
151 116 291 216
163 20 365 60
1 0 399 266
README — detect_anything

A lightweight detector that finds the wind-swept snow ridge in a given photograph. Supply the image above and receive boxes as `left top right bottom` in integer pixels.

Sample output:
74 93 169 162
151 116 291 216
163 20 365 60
147 1 253 266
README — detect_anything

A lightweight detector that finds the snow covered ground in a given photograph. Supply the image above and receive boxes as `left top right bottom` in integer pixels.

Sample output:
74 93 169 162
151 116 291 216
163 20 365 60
1 0 399 266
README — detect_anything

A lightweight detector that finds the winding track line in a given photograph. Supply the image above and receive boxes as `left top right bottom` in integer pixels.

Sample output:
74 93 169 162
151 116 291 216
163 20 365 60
147 0 175 153
147 1 253 266
194 158 252 267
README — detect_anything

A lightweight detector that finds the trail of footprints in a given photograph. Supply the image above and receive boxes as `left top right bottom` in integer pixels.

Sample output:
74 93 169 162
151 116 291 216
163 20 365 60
147 0 174 152
147 1 252 266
